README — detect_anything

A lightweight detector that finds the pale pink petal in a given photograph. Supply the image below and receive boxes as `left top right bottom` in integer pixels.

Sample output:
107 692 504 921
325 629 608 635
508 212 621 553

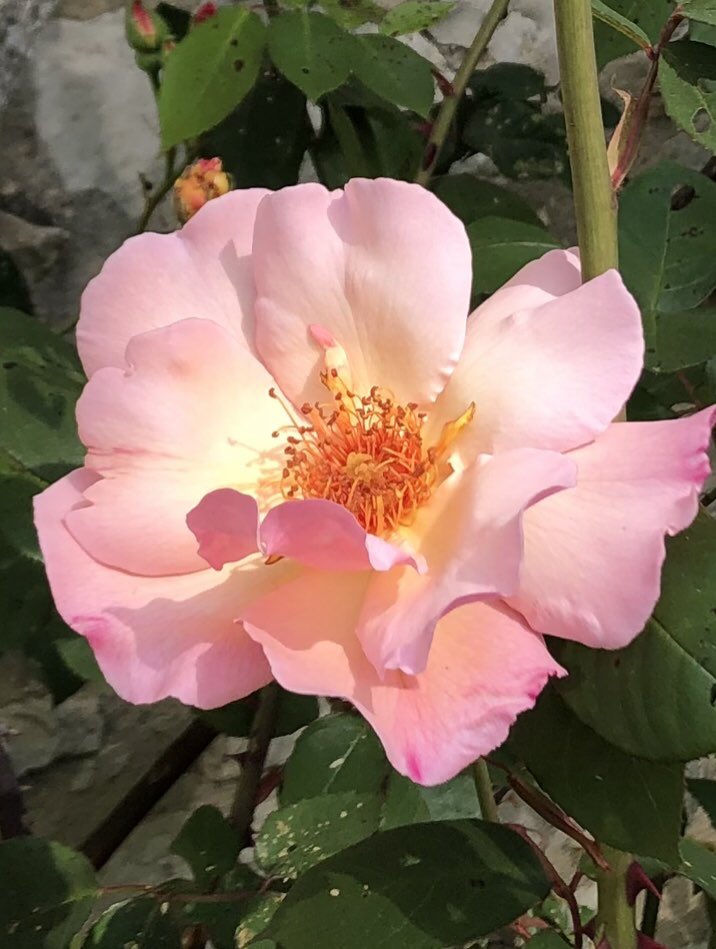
430 270 644 463
253 179 471 407
243 571 564 786
70 319 285 576
33 470 294 707
357 447 576 675
77 189 269 376
260 498 424 572
187 489 260 571
508 408 715 649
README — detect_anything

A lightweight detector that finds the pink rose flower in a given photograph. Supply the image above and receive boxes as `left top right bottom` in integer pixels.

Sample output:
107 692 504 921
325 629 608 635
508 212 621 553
34 180 714 785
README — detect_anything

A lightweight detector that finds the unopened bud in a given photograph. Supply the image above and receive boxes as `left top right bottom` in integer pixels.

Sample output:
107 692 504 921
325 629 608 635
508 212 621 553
173 158 232 223
125 1 168 53
194 2 219 25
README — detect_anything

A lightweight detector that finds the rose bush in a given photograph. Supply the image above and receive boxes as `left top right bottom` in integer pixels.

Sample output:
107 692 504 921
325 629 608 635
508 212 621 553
34 178 714 784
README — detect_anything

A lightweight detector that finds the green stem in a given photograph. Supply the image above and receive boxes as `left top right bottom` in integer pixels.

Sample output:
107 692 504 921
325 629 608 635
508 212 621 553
473 758 499 822
594 846 637 949
414 0 511 186
134 146 178 234
229 682 281 846
553 0 618 281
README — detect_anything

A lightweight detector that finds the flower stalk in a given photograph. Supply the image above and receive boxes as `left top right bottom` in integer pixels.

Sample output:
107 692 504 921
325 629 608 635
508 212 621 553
554 3 635 945
414 0 511 186
553 0 618 281
473 758 499 822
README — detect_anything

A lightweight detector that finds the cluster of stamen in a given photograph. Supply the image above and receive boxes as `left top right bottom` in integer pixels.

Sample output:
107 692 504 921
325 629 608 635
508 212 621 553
270 368 473 537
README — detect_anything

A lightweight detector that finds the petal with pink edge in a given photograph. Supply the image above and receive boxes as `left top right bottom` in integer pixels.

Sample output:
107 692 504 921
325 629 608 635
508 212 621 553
243 570 564 786
260 498 424 572
508 408 716 649
253 178 471 408
357 447 576 676
70 319 285 577
77 189 269 376
429 269 644 463
33 470 297 708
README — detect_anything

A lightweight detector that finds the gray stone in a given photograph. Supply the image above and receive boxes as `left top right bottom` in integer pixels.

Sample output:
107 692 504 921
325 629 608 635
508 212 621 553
55 686 104 759
0 653 59 777
0 0 58 109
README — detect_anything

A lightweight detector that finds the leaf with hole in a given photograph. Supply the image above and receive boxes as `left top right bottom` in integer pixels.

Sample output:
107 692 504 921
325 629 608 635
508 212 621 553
619 162 716 370
262 820 550 949
159 7 266 149
660 41 716 152
348 34 434 117
256 792 382 879
510 688 684 864
468 217 561 296
0 838 98 948
268 12 354 101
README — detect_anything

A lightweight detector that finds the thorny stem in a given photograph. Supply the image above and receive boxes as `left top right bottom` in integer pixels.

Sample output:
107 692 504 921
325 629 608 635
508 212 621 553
414 0 511 186
554 0 617 280
473 758 499 823
229 682 281 845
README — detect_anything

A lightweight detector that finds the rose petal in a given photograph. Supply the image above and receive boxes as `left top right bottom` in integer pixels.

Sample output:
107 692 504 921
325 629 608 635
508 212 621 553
253 178 471 408
243 570 564 786
357 447 576 675
70 319 285 576
508 408 716 648
77 188 269 376
187 488 260 571
34 470 291 708
430 269 644 463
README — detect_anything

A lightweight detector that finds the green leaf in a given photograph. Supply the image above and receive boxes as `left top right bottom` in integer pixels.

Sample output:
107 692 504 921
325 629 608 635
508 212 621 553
0 307 84 480
381 772 480 829
348 34 434 117
171 806 242 889
432 174 542 226
467 217 561 295
680 838 716 897
463 65 568 180
683 0 716 26
527 933 574 949
159 8 266 149
510 688 684 864
199 688 318 737
180 866 268 949
0 838 98 948
281 713 387 805
311 87 422 188
619 162 716 370
268 12 353 101
55 637 103 683
200 70 312 190
591 0 652 51
553 514 716 764
688 778 716 826
660 41 716 152
320 0 385 29
263 820 550 949
256 792 382 879
380 1 455 36
84 897 182 948
593 1 676 69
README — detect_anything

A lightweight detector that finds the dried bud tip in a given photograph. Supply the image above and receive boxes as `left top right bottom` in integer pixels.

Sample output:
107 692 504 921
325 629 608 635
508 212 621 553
173 157 232 224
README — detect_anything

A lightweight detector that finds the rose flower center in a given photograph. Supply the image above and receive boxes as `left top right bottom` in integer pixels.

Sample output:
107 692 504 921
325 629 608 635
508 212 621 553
270 366 474 537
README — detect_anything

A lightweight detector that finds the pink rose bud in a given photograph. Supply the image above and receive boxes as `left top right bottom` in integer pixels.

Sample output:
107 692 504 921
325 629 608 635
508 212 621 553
173 157 232 223
125 1 168 53
194 2 219 24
